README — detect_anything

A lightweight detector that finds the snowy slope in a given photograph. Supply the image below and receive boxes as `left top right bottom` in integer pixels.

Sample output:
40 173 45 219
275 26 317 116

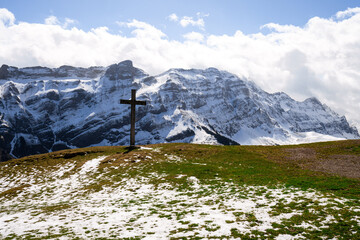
0 60 358 158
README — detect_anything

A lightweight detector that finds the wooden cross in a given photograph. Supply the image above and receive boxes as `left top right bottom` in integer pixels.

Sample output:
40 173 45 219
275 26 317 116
120 89 146 147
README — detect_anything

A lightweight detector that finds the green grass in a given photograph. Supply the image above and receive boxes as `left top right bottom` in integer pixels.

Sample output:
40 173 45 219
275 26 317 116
97 142 360 199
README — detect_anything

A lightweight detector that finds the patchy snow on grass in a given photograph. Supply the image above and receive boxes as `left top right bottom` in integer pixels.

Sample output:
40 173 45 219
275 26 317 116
165 154 182 162
140 146 153 150
0 154 359 239
79 155 106 174
1 177 358 239
187 176 200 188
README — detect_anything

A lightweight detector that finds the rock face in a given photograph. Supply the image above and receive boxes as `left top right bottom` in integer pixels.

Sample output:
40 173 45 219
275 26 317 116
0 60 358 159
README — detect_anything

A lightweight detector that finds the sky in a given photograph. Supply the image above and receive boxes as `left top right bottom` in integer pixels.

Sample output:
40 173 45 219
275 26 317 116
1 0 360 129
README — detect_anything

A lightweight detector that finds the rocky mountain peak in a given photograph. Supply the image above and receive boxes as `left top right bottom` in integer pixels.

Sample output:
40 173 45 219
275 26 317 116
205 67 221 74
104 60 148 81
304 97 322 105
105 60 135 80
0 64 9 79
0 61 358 160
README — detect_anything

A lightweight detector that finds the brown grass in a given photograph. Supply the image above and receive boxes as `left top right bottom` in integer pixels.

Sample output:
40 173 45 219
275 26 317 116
251 139 360 179
0 184 31 198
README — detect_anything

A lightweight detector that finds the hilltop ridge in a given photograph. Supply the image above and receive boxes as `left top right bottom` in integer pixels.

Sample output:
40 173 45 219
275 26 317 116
1 141 359 239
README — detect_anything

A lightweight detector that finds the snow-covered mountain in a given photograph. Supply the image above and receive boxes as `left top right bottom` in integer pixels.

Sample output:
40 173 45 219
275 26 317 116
0 60 358 159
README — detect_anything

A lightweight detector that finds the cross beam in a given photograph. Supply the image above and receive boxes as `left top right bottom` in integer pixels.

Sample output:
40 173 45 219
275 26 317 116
120 89 146 147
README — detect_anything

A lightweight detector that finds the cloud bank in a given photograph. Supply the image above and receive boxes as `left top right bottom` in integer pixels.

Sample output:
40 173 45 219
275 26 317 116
1 8 360 129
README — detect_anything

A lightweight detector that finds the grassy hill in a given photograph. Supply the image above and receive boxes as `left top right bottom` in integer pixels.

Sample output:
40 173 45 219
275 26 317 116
0 140 359 239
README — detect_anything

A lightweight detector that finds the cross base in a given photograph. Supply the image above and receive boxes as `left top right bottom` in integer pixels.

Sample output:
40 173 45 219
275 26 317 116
124 145 141 153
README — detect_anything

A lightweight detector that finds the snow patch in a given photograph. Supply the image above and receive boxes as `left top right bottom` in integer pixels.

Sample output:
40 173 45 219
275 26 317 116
79 155 106 175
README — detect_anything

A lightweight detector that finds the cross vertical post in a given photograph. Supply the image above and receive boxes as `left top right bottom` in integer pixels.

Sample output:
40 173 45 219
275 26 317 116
120 89 146 147
130 89 136 146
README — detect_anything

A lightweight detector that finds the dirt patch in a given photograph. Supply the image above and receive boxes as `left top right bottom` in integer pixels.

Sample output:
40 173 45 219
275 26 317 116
283 148 317 162
284 148 360 179
313 155 360 179
257 144 360 179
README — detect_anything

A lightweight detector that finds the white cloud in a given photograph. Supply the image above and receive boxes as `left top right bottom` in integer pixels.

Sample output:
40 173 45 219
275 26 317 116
261 23 302 33
45 16 76 28
63 18 76 28
183 31 204 42
335 7 360 19
180 16 205 28
168 13 178 22
0 8 15 26
1 8 360 129
117 19 166 39
169 12 208 30
45 15 60 25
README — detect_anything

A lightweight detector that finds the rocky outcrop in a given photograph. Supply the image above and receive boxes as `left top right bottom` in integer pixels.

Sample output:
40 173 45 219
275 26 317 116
0 64 105 80
0 60 358 158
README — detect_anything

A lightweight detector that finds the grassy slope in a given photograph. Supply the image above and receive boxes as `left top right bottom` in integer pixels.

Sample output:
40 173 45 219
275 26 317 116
4 140 359 198
0 140 359 239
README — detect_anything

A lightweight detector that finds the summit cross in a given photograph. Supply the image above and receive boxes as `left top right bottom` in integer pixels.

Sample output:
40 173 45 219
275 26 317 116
120 89 146 147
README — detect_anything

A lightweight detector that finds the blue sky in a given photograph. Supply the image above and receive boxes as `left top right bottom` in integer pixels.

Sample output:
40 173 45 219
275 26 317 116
1 1 360 127
1 0 359 39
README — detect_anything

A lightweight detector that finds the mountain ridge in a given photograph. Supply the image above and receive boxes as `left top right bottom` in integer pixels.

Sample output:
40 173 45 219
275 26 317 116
0 60 358 159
